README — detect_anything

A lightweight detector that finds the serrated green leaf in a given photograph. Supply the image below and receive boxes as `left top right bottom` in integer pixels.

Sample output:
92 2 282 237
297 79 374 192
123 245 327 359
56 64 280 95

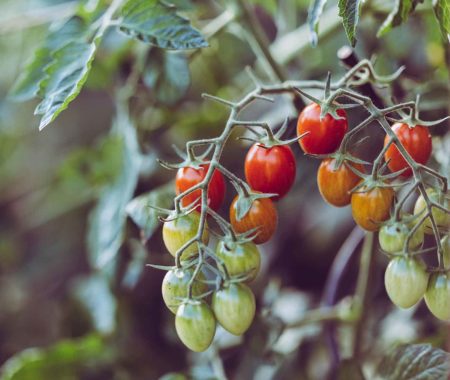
34 41 97 130
87 105 142 271
118 0 208 50
434 0 450 40
9 17 88 101
377 0 423 37
126 181 174 242
376 344 450 380
144 50 191 105
0 335 107 380
308 0 328 46
338 0 363 47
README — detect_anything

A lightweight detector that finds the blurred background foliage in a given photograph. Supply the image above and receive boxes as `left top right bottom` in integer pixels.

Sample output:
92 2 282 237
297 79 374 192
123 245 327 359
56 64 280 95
0 0 449 379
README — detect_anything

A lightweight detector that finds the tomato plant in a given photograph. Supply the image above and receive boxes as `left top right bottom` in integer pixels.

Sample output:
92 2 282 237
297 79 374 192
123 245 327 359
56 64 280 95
351 186 395 231
244 143 296 200
378 219 424 253
229 196 277 244
296 103 348 155
317 159 363 207
175 164 225 211
175 300 216 352
424 273 450 321
212 282 256 335
215 240 261 281
162 212 209 260
384 124 432 178
384 256 428 309
414 188 450 234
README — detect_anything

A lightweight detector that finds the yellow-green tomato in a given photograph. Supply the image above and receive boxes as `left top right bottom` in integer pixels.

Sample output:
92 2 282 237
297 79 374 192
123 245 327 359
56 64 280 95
424 273 450 321
212 283 256 335
162 212 209 260
162 268 208 314
384 256 428 308
215 240 261 281
175 300 216 352
378 220 424 253
414 188 450 234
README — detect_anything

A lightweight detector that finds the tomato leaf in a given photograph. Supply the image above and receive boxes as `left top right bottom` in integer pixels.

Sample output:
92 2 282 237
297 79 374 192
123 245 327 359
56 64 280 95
9 16 88 101
87 104 142 272
143 49 191 105
434 0 450 41
118 0 208 50
308 0 328 46
0 335 108 380
377 0 424 37
126 181 175 242
338 0 363 47
375 344 450 379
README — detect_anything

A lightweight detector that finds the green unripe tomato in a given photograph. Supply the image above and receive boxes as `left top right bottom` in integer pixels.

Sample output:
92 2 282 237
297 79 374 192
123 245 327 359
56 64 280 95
215 240 261 281
414 188 450 234
378 220 424 253
162 211 209 260
162 268 208 314
175 300 216 352
212 282 256 335
424 273 450 321
384 256 428 308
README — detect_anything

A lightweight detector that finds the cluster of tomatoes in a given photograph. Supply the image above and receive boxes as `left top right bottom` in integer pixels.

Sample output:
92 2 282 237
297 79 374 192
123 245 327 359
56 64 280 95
158 101 450 352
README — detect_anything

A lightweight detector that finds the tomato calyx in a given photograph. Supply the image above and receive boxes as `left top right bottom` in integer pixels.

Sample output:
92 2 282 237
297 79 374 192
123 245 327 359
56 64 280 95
233 188 277 222
158 141 213 171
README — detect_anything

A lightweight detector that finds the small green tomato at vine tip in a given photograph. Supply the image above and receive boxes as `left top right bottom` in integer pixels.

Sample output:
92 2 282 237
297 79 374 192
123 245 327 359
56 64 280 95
413 188 450 234
175 300 216 352
424 273 450 321
378 219 424 254
162 211 209 260
162 268 208 314
384 256 428 309
212 282 256 335
215 240 261 282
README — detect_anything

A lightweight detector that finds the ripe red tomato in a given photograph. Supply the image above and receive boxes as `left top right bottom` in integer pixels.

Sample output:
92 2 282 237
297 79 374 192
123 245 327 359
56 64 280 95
175 164 225 211
229 196 277 244
244 143 296 200
317 159 363 207
384 123 432 177
296 103 348 155
351 186 394 231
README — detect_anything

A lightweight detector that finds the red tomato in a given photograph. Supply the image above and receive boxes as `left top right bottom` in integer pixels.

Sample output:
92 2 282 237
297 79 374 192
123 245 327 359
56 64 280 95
317 159 363 207
175 164 225 211
384 123 432 177
297 103 348 155
229 196 277 244
244 144 296 200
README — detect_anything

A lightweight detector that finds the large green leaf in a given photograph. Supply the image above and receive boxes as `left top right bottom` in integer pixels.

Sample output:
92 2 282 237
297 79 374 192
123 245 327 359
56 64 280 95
0 335 107 380
34 41 97 130
376 344 450 379
338 0 363 47
9 17 88 101
308 0 328 46
87 105 142 271
434 0 450 40
126 181 174 242
377 0 423 37
118 0 208 50
144 50 191 105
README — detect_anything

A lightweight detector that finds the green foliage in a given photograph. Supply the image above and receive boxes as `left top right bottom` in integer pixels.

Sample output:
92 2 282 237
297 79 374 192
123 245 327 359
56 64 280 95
338 0 363 47
377 0 423 37
126 181 175 242
0 335 108 380
434 0 450 39
118 0 208 49
87 104 142 271
308 0 328 46
376 344 450 379
143 50 191 105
